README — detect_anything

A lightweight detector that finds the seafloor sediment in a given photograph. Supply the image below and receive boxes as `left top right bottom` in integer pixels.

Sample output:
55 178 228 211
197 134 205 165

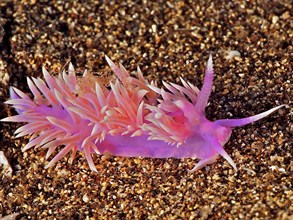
0 1 291 219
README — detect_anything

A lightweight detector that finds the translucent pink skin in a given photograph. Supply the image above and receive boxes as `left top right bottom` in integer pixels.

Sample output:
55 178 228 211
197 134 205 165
1 55 284 172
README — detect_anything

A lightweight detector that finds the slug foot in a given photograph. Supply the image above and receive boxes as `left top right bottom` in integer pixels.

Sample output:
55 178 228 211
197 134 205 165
187 154 219 172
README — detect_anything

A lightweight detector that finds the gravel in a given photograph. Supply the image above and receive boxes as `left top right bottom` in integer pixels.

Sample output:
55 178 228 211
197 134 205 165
0 1 292 219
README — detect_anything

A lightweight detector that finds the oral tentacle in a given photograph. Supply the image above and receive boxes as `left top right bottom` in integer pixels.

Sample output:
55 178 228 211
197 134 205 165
215 105 285 128
205 134 237 171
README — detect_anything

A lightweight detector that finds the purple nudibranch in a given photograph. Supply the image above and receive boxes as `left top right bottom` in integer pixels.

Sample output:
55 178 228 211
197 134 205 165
1 55 285 172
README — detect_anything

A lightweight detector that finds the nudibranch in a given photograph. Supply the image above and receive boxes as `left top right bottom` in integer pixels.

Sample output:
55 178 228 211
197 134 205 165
1 55 284 172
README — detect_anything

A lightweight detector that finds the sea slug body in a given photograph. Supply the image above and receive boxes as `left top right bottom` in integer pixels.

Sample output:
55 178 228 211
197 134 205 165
1 55 284 172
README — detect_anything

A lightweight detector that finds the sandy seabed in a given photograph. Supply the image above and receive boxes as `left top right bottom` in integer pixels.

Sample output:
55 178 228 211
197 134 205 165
0 1 292 219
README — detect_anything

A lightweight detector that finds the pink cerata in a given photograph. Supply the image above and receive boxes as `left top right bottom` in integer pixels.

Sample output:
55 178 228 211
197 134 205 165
1 55 284 172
